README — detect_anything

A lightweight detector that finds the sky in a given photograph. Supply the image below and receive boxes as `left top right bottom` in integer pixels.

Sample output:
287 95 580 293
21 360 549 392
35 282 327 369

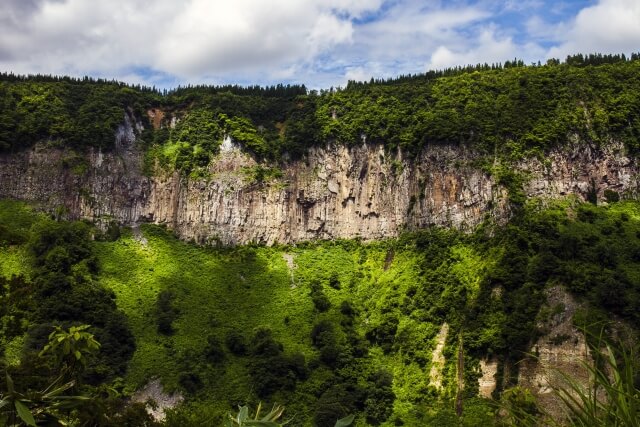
1 0 639 89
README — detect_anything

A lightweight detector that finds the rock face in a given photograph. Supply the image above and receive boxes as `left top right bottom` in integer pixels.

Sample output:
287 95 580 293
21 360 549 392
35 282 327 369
429 323 449 390
517 286 592 420
0 117 638 245
131 379 183 421
478 358 498 399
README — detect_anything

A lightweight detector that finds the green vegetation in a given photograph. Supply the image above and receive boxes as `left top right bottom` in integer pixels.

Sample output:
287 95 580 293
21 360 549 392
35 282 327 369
2 198 639 425
553 330 640 427
0 74 158 151
0 201 135 418
1 53 640 425
3 53 640 175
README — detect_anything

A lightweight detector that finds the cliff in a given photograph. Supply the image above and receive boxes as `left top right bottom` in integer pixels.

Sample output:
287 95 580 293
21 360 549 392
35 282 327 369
0 114 637 245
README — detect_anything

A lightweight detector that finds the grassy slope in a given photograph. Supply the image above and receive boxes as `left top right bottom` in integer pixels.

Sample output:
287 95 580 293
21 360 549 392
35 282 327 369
4 199 640 425
93 225 493 425
0 200 37 279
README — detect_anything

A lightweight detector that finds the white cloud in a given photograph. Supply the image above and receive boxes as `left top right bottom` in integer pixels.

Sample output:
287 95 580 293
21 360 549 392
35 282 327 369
0 0 174 77
0 0 638 88
324 0 385 18
0 0 380 83
501 0 544 12
329 1 492 84
427 27 531 70
547 0 640 59
525 15 567 42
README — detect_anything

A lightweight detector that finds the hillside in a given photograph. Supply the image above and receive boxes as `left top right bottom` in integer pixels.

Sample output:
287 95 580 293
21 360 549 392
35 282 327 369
1 55 640 426
2 57 640 244
2 199 640 425
1 55 639 159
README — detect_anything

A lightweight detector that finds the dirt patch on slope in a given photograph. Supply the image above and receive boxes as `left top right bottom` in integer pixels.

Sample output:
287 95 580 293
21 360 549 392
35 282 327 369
131 379 184 421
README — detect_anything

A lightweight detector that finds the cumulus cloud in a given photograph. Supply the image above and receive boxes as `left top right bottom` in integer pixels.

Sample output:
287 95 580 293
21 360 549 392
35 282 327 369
155 0 359 78
547 0 640 59
0 0 637 88
0 0 376 82
427 26 546 70
0 0 173 77
327 1 491 84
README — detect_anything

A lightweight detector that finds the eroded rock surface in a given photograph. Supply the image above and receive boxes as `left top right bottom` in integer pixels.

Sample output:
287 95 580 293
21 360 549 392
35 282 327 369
517 286 591 419
429 322 449 390
478 358 499 398
131 379 184 421
1 120 637 245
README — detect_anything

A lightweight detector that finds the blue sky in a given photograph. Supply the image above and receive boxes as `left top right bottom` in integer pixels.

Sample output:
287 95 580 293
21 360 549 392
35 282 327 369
0 0 638 89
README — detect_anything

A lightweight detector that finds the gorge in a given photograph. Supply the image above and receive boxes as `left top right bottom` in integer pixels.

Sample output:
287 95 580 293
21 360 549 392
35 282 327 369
1 57 640 426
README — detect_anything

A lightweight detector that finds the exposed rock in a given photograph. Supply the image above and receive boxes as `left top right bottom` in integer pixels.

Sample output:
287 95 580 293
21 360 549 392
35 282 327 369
478 358 498 398
429 322 449 390
282 252 296 288
131 379 184 422
131 223 148 246
0 123 637 245
522 137 638 201
517 286 591 420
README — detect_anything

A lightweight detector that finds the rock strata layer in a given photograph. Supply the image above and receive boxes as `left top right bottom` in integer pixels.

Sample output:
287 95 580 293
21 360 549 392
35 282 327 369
0 119 637 244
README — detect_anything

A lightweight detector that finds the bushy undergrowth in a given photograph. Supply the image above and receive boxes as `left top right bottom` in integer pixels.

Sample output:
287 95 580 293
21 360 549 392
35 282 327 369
1 199 640 425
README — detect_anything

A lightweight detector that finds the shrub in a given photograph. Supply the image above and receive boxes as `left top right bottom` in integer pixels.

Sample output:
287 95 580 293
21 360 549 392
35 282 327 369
364 370 395 425
340 301 355 317
310 281 331 312
311 320 346 368
328 272 341 289
156 290 179 335
225 329 248 355
604 189 620 203
178 372 203 394
250 353 307 398
105 221 121 241
204 336 225 363
365 315 398 353
314 384 358 427
250 328 283 357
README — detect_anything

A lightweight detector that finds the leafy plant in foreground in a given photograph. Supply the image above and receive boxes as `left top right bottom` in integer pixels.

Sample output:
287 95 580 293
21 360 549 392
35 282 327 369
0 325 99 426
0 372 89 427
223 403 285 426
498 327 640 426
39 324 101 374
224 402 354 427
552 330 640 426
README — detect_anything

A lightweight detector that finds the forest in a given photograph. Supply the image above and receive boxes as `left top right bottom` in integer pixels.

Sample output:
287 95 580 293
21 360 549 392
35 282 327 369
1 53 639 168
2 198 639 425
1 54 640 426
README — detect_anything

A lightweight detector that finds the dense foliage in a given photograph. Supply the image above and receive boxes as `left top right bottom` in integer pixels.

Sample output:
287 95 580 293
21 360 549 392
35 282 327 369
0 74 158 151
0 202 135 392
2 198 639 425
2 53 640 171
1 53 640 425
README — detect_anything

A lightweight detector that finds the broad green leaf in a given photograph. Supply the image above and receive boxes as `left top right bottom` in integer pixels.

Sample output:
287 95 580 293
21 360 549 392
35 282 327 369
14 400 36 426
50 396 91 410
42 381 75 398
244 422 281 427
334 414 355 427
260 404 284 421
6 373 14 393
238 405 249 423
